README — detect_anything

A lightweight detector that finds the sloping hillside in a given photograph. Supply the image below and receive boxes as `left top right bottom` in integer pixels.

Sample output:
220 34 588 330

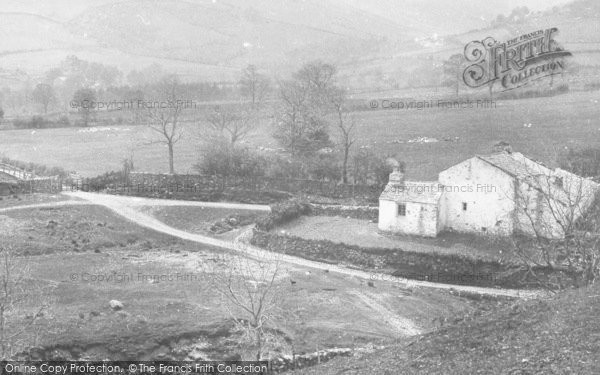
65 0 408 70
338 0 600 92
0 0 587 84
293 282 600 374
452 0 600 61
0 0 412 80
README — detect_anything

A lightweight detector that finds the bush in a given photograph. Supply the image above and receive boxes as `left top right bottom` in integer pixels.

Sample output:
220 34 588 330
255 200 312 231
263 154 305 180
351 149 392 186
305 153 341 181
195 140 267 179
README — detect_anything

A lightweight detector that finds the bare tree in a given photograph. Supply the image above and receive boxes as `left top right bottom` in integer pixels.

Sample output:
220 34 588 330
206 105 254 147
31 83 55 114
273 79 310 156
145 75 184 174
510 162 600 287
294 60 337 118
273 61 340 159
330 88 355 184
239 65 270 111
201 251 287 360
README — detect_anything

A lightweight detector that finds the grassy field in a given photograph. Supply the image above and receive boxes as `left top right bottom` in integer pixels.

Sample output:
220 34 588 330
2 204 494 361
1 205 183 255
0 91 599 179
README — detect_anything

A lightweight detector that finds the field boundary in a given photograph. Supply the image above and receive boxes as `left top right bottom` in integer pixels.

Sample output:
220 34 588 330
250 230 564 290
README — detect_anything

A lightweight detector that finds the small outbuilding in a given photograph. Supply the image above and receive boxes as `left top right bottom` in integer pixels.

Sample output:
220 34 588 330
378 167 442 237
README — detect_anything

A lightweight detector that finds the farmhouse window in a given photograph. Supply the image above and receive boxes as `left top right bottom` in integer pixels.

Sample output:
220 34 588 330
397 203 406 216
462 202 468 211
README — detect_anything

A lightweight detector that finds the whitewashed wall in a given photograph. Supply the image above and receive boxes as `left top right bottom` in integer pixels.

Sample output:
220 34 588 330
438 157 516 236
378 200 439 237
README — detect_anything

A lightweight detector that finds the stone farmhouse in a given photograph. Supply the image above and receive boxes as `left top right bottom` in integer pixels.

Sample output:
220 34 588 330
379 150 600 238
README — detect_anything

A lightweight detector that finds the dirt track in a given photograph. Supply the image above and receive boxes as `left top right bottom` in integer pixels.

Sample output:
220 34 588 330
7 191 545 299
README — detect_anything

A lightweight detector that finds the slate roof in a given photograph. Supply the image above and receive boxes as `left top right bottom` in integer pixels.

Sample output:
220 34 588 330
523 170 599 207
477 152 599 206
476 152 549 180
379 181 442 204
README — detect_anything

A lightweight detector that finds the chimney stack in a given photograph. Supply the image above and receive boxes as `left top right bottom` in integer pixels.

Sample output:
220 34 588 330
389 166 405 186
493 141 512 154
385 158 405 186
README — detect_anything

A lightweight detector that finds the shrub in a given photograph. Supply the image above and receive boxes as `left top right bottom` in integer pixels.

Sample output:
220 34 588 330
305 153 341 181
351 149 392 186
263 154 305 180
195 140 267 179
255 200 311 231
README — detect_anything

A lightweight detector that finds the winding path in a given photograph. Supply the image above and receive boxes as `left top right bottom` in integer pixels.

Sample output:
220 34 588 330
5 191 546 299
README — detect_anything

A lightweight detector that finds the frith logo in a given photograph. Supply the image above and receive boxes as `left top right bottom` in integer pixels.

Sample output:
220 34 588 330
462 28 572 92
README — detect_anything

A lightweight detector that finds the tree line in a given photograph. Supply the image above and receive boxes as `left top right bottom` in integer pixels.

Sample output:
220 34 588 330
194 61 393 185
